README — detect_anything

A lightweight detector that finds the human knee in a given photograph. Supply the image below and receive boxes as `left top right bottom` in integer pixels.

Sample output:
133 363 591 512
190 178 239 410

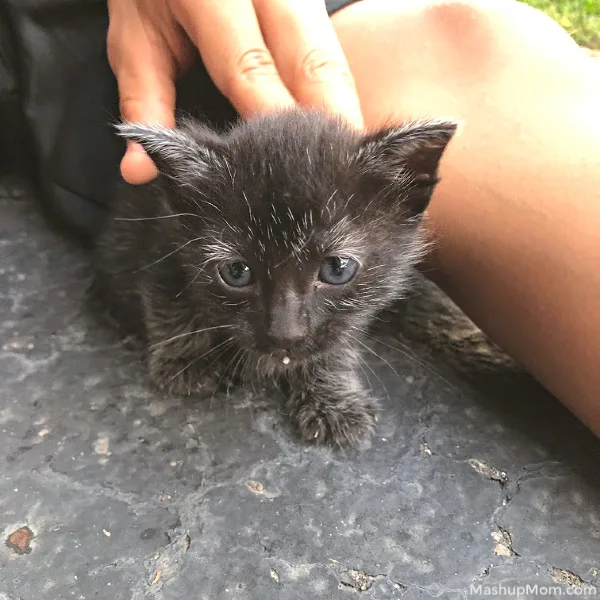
418 0 579 58
363 0 581 86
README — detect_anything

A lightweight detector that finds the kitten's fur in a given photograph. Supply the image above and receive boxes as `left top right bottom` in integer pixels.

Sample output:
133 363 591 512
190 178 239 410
92 109 456 448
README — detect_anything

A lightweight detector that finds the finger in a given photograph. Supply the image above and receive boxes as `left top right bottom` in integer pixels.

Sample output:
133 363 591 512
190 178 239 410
173 0 295 118
114 57 176 184
108 18 177 183
116 57 176 184
254 0 364 128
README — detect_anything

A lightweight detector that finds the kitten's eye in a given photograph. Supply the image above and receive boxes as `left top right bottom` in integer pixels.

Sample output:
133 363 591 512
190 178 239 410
218 261 254 287
318 257 359 285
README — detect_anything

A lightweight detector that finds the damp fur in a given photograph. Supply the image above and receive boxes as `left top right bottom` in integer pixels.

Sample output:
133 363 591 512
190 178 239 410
91 108 456 448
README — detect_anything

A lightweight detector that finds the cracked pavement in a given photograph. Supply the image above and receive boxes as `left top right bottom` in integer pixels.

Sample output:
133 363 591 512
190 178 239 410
1 177 599 599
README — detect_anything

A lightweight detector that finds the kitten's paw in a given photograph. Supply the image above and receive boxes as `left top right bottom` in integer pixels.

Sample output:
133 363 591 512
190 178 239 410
147 356 219 396
292 397 378 449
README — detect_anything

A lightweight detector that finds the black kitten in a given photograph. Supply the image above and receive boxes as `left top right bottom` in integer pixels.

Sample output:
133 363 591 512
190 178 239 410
92 109 456 448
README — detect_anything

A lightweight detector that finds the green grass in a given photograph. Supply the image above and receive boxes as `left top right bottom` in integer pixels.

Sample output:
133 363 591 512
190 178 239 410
519 0 600 48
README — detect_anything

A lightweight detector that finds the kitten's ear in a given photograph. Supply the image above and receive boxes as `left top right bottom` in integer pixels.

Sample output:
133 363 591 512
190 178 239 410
115 121 225 179
355 120 458 217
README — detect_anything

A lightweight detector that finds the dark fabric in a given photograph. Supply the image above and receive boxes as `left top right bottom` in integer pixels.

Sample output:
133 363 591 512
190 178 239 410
0 0 361 240
0 1 30 173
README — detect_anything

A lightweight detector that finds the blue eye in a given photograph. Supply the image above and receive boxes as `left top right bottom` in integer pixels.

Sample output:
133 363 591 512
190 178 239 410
318 257 359 285
218 261 254 287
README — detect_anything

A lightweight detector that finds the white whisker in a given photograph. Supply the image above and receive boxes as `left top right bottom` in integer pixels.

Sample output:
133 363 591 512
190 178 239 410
355 327 457 391
356 350 389 401
136 236 204 272
166 337 236 385
347 332 403 383
150 324 235 349
115 213 203 221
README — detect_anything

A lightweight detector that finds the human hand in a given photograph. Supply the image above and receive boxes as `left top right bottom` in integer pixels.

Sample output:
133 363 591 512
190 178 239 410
107 0 363 184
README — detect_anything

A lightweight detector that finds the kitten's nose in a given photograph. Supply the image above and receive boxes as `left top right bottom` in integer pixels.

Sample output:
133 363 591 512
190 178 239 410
267 297 308 349
266 322 307 349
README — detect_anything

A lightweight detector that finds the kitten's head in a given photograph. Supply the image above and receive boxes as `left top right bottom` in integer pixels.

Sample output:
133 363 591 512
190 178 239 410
117 109 456 368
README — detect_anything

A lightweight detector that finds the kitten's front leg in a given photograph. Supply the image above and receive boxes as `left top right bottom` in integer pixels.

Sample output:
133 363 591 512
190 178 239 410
142 293 224 396
146 341 224 396
286 348 378 448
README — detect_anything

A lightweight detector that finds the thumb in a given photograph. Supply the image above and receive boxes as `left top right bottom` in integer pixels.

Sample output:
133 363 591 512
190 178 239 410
113 52 177 184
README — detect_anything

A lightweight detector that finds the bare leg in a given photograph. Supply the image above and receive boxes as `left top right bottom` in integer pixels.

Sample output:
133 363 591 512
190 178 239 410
332 0 600 434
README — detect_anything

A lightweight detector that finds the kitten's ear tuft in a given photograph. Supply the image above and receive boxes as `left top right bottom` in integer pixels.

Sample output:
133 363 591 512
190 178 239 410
356 120 458 216
115 121 224 179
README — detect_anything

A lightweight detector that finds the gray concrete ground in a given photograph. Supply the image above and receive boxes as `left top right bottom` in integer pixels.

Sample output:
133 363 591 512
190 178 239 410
1 177 599 600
